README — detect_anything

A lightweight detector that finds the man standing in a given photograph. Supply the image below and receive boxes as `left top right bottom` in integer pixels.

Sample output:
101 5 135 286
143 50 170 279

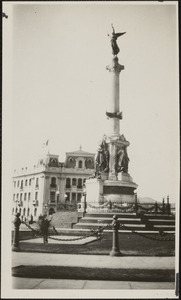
38 215 52 244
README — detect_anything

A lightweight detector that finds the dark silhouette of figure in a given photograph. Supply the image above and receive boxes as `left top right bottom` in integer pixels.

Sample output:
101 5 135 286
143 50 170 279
115 146 129 173
95 137 109 174
38 215 52 244
2 12 8 19
108 24 126 56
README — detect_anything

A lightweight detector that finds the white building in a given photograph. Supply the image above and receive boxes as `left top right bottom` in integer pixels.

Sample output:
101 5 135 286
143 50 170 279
12 148 95 220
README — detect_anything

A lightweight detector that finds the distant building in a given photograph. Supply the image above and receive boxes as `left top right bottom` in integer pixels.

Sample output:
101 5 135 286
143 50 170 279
12 148 95 220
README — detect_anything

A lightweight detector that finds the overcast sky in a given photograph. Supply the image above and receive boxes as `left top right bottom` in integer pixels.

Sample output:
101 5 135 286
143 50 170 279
3 1 179 202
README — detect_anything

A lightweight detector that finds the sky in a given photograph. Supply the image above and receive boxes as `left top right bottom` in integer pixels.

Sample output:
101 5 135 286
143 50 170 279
3 1 179 203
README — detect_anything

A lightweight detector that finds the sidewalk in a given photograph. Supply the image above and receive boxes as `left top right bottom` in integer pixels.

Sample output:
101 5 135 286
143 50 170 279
12 252 175 269
12 277 175 290
12 252 175 290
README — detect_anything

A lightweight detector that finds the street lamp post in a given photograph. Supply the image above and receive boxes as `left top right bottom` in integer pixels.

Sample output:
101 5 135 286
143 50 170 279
12 213 21 252
83 185 87 213
56 191 60 212
110 215 122 256
44 204 48 216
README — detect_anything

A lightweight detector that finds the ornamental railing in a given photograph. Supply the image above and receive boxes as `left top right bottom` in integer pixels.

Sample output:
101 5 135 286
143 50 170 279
82 200 174 215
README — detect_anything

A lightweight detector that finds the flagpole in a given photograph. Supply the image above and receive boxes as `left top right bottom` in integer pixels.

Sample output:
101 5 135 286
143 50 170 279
48 139 49 154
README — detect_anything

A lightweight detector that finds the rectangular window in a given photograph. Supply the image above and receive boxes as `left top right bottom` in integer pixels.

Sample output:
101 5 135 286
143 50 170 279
77 193 82 202
72 178 76 186
35 192 38 201
20 180 23 189
35 178 39 188
66 193 70 202
50 192 55 203
28 192 31 201
57 194 59 202
24 193 27 201
72 193 76 202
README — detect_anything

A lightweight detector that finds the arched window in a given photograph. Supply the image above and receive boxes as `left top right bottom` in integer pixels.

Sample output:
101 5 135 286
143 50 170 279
78 161 83 168
15 207 18 213
19 208 21 215
72 178 76 186
66 178 71 188
23 208 26 216
67 157 76 168
50 177 56 188
50 158 58 167
77 178 82 189
85 158 94 169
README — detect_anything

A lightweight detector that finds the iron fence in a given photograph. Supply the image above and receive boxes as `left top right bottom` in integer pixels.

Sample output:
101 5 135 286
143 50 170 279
81 200 174 215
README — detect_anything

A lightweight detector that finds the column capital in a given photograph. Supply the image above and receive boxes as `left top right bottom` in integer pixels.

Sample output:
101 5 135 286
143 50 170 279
106 57 124 74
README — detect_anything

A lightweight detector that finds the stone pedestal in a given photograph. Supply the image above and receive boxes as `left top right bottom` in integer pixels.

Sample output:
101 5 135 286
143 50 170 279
103 174 137 203
86 173 137 210
86 178 104 205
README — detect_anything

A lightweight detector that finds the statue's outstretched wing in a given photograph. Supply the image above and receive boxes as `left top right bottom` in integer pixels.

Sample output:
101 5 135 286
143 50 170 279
115 32 126 38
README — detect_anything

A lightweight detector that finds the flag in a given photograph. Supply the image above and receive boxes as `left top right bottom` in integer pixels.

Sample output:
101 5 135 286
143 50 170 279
42 139 49 148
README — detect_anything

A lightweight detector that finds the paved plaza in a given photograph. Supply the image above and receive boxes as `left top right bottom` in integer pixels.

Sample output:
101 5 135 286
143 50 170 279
12 277 175 290
12 251 175 290
12 252 175 269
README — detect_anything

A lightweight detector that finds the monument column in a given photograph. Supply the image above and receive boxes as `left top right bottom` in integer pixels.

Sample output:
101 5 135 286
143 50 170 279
106 56 125 181
85 25 138 208
106 56 124 136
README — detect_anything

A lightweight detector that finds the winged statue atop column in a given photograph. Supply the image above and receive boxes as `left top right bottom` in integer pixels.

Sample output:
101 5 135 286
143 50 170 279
108 24 126 56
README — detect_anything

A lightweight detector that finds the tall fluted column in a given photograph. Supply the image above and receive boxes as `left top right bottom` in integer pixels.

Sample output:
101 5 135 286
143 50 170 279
106 56 124 136
106 56 125 180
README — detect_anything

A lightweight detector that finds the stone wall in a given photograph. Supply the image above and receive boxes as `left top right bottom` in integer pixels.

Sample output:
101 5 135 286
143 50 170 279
51 211 80 228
